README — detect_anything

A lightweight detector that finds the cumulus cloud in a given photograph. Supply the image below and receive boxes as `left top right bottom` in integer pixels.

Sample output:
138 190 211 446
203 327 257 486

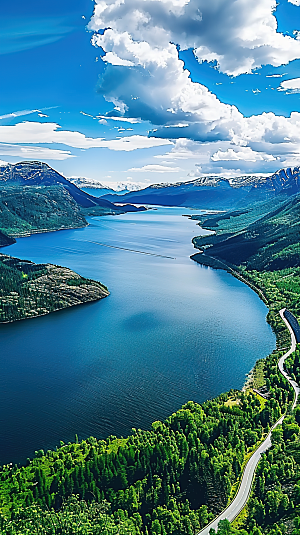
154 139 213 161
278 78 300 93
0 122 173 151
128 164 182 172
94 40 240 139
153 138 300 176
288 0 300 5
211 147 276 162
90 0 300 76
87 0 300 165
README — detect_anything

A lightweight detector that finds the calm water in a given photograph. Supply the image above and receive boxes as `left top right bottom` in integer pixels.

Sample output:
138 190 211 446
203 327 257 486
1 207 275 464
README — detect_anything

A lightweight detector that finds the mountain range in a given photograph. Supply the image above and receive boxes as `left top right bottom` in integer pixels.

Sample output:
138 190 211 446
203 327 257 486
101 166 300 209
0 161 145 240
0 161 144 213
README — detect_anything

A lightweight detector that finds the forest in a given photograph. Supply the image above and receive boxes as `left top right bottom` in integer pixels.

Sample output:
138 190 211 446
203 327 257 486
0 253 109 322
0 334 296 535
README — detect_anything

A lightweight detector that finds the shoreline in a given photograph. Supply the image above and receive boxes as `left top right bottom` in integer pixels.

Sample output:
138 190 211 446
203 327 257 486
190 249 289 395
0 254 109 325
5 222 88 238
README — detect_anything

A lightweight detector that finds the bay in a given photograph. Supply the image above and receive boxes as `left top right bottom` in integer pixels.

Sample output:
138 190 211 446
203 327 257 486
0 207 275 464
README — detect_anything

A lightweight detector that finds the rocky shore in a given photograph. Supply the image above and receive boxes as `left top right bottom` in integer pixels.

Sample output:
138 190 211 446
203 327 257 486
0 254 109 323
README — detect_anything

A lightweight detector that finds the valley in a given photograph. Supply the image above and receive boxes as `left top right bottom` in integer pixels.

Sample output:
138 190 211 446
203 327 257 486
0 162 300 534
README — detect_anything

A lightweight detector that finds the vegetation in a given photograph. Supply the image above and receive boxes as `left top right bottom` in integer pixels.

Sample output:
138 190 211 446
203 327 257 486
0 340 295 534
190 194 300 533
0 253 109 322
192 193 300 272
0 185 87 237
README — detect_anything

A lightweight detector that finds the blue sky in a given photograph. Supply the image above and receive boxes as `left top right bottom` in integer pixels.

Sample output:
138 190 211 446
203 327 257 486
1 0 300 186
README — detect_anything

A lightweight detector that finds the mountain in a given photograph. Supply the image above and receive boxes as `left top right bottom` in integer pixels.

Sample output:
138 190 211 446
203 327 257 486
67 177 115 195
0 161 146 241
0 185 88 237
192 191 300 270
0 161 145 214
68 177 146 196
101 166 300 209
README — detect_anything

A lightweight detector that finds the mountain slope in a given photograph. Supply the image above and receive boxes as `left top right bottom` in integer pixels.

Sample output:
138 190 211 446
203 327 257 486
0 161 144 214
192 192 300 270
0 185 87 237
101 166 300 209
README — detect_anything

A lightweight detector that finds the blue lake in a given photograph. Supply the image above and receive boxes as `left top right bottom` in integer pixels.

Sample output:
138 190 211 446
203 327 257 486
1 207 275 464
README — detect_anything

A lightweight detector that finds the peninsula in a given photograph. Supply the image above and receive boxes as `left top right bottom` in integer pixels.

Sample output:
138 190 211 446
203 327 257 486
0 253 109 323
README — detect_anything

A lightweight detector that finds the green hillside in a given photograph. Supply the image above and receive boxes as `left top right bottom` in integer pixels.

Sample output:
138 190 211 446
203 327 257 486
0 185 87 237
0 253 109 323
192 193 300 271
0 368 289 534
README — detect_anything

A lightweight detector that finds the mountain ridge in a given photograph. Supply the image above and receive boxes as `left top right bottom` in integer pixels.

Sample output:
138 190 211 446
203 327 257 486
0 161 145 214
101 166 300 209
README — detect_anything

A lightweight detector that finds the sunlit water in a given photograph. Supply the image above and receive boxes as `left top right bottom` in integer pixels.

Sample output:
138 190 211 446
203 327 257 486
0 207 275 464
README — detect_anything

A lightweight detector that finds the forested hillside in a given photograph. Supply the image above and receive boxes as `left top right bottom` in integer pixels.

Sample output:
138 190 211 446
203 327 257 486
0 161 146 244
0 161 144 215
0 362 290 534
0 253 109 322
192 193 300 271
0 185 87 237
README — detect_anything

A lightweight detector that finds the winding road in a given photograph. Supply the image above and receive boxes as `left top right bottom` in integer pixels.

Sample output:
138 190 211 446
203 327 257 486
197 308 299 535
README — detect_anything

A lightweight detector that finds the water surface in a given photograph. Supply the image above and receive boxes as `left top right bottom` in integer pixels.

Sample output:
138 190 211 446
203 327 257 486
1 207 275 463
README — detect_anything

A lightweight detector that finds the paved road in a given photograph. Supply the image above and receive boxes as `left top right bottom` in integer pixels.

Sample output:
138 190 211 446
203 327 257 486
197 308 299 535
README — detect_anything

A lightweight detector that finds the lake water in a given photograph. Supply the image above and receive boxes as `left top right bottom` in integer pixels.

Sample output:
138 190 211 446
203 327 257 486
1 207 275 464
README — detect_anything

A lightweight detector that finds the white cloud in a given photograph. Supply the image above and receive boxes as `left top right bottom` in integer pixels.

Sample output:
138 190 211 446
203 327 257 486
0 144 73 160
0 109 42 120
266 73 287 77
0 107 56 121
154 139 212 161
211 147 276 162
278 77 300 93
128 164 182 172
234 112 300 146
103 51 135 66
152 138 300 177
92 135 173 151
80 110 141 123
88 3 300 157
94 31 239 138
90 0 300 77
96 115 141 123
288 0 300 5
0 122 173 151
